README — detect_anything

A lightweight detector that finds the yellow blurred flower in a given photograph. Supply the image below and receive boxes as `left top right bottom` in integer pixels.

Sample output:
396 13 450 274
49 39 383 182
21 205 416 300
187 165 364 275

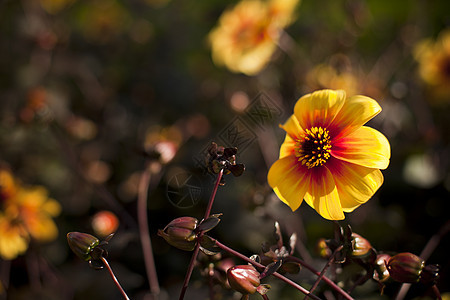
13 186 61 242
209 0 300 75
0 214 29 260
306 58 360 97
268 90 390 220
39 0 76 14
0 169 61 260
414 28 450 103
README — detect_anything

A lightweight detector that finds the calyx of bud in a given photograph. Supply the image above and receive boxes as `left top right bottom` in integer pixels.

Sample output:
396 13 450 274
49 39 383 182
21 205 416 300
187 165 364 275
158 217 198 251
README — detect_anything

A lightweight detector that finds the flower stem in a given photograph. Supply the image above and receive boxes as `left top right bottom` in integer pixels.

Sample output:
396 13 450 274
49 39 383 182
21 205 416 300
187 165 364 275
431 285 442 300
203 169 224 220
304 245 343 299
286 256 354 300
178 170 224 300
138 166 160 299
396 220 450 300
213 239 322 300
100 256 130 300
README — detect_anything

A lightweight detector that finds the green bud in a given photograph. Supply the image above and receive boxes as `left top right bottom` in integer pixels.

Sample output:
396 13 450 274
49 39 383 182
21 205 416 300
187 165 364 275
227 265 260 295
387 252 425 283
158 217 198 251
67 232 100 261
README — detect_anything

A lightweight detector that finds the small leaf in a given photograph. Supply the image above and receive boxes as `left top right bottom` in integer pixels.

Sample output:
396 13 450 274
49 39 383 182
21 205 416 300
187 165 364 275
274 222 283 249
228 164 245 177
256 284 271 295
260 260 282 279
199 235 220 255
250 254 261 263
289 233 297 255
223 147 238 158
197 215 222 233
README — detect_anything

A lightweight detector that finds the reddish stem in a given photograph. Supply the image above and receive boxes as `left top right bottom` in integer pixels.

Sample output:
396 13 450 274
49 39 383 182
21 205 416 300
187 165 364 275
100 257 130 300
305 245 343 299
138 166 160 298
179 170 224 300
286 255 354 300
214 239 322 300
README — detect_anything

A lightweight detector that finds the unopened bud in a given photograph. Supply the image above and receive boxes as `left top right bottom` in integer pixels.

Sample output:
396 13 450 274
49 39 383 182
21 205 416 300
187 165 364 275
420 264 440 285
374 253 391 282
158 217 198 251
67 232 100 261
387 252 425 283
316 238 332 259
227 265 260 295
350 233 372 258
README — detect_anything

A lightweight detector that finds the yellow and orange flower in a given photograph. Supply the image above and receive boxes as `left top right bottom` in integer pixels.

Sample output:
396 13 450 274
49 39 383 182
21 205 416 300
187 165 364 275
268 90 390 220
0 169 61 260
414 28 450 103
209 0 299 75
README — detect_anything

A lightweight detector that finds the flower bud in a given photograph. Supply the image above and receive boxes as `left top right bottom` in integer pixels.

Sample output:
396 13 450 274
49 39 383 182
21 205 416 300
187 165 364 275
373 253 391 282
158 217 198 251
350 233 372 258
387 252 425 283
227 265 260 295
420 264 440 285
316 238 332 259
67 232 100 261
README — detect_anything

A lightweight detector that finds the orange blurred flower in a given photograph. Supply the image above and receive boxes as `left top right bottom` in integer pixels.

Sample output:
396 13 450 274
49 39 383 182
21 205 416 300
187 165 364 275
209 0 300 75
92 210 119 237
0 169 61 260
414 28 450 103
268 90 390 220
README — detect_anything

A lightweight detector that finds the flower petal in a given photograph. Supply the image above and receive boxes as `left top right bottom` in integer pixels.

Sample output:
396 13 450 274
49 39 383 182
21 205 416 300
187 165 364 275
303 167 344 220
329 95 382 139
267 155 309 211
331 126 390 169
294 89 346 130
279 115 302 158
327 159 384 212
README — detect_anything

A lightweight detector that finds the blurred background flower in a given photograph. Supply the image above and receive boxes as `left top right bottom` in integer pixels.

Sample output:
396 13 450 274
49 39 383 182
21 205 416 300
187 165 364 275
0 168 61 260
414 28 450 104
209 0 300 75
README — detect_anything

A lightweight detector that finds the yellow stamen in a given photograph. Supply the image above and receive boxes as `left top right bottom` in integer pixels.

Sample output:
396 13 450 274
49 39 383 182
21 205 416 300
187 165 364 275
295 127 332 168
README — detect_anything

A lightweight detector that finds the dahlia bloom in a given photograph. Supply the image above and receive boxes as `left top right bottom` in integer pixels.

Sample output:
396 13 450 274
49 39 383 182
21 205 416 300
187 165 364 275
0 169 61 259
268 90 390 220
414 28 450 102
209 0 299 75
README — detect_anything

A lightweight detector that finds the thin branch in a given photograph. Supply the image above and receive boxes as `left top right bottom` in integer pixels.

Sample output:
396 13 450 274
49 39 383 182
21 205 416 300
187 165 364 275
138 165 160 299
179 242 201 300
100 257 131 300
287 256 354 300
214 239 323 300
305 245 343 300
395 220 450 300
179 170 224 300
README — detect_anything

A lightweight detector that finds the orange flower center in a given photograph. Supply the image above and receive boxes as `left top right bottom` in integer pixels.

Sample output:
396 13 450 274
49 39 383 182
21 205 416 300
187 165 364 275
295 127 332 169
